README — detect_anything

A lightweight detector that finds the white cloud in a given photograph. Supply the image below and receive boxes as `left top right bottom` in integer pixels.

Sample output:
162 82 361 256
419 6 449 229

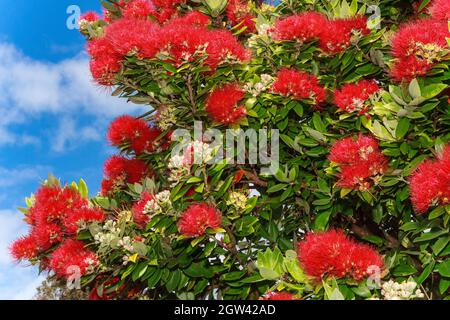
0 165 51 188
0 42 147 149
0 209 28 266
0 209 45 300
52 116 102 153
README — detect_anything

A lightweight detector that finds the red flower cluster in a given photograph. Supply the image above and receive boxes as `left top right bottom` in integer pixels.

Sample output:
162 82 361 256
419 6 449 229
80 11 100 22
205 83 247 125
262 291 299 300
49 239 99 278
333 79 380 114
101 156 152 195
178 203 222 237
87 13 248 85
108 115 165 154
271 68 327 105
10 185 103 278
409 145 450 213
428 0 450 20
390 18 448 82
132 192 155 228
273 12 370 54
88 37 122 86
122 0 156 19
226 0 256 34
155 23 250 70
297 229 384 281
328 135 388 190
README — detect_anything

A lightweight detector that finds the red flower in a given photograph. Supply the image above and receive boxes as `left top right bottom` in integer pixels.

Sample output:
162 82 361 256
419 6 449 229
262 291 299 300
87 37 122 86
80 11 100 22
234 169 246 183
122 0 156 19
333 80 380 114
168 11 211 28
226 0 256 34
156 24 250 70
328 135 388 190
50 239 98 279
29 185 88 226
329 134 382 165
390 19 448 82
178 203 222 237
273 13 369 54
10 235 39 261
205 83 247 125
104 18 161 57
271 68 327 105
409 145 450 213
102 156 151 195
297 229 384 281
31 222 63 251
64 207 106 234
428 0 450 20
107 115 163 154
319 16 370 54
132 192 155 228
273 12 328 42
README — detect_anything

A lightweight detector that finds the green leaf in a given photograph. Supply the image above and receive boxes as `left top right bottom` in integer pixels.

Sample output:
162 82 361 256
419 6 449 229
165 269 182 292
131 262 148 282
432 237 450 256
257 248 285 280
421 83 446 99
267 183 288 193
314 210 332 231
78 179 88 198
284 250 307 283
438 260 450 277
439 278 450 295
408 79 421 99
414 229 449 243
395 117 410 140
184 262 214 278
352 282 371 298
312 113 326 132
393 263 417 276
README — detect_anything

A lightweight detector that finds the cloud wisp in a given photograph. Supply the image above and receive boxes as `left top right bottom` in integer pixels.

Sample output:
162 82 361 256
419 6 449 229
0 42 147 150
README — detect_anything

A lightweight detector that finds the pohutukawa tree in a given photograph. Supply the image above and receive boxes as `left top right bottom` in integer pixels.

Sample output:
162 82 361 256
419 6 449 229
10 0 450 300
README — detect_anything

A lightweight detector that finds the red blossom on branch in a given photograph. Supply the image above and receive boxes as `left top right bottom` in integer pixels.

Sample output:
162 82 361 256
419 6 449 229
80 11 100 22
428 0 450 20
271 68 327 105
132 192 155 228
107 115 164 154
390 19 448 82
50 239 99 279
273 12 370 54
102 156 152 195
272 12 328 42
297 229 384 281
409 145 450 213
261 291 299 300
10 235 39 261
333 79 381 114
178 203 222 237
205 83 247 125
328 135 388 190
122 0 156 19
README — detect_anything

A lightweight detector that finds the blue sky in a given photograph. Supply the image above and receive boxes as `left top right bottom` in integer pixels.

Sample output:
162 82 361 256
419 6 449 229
0 0 147 299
